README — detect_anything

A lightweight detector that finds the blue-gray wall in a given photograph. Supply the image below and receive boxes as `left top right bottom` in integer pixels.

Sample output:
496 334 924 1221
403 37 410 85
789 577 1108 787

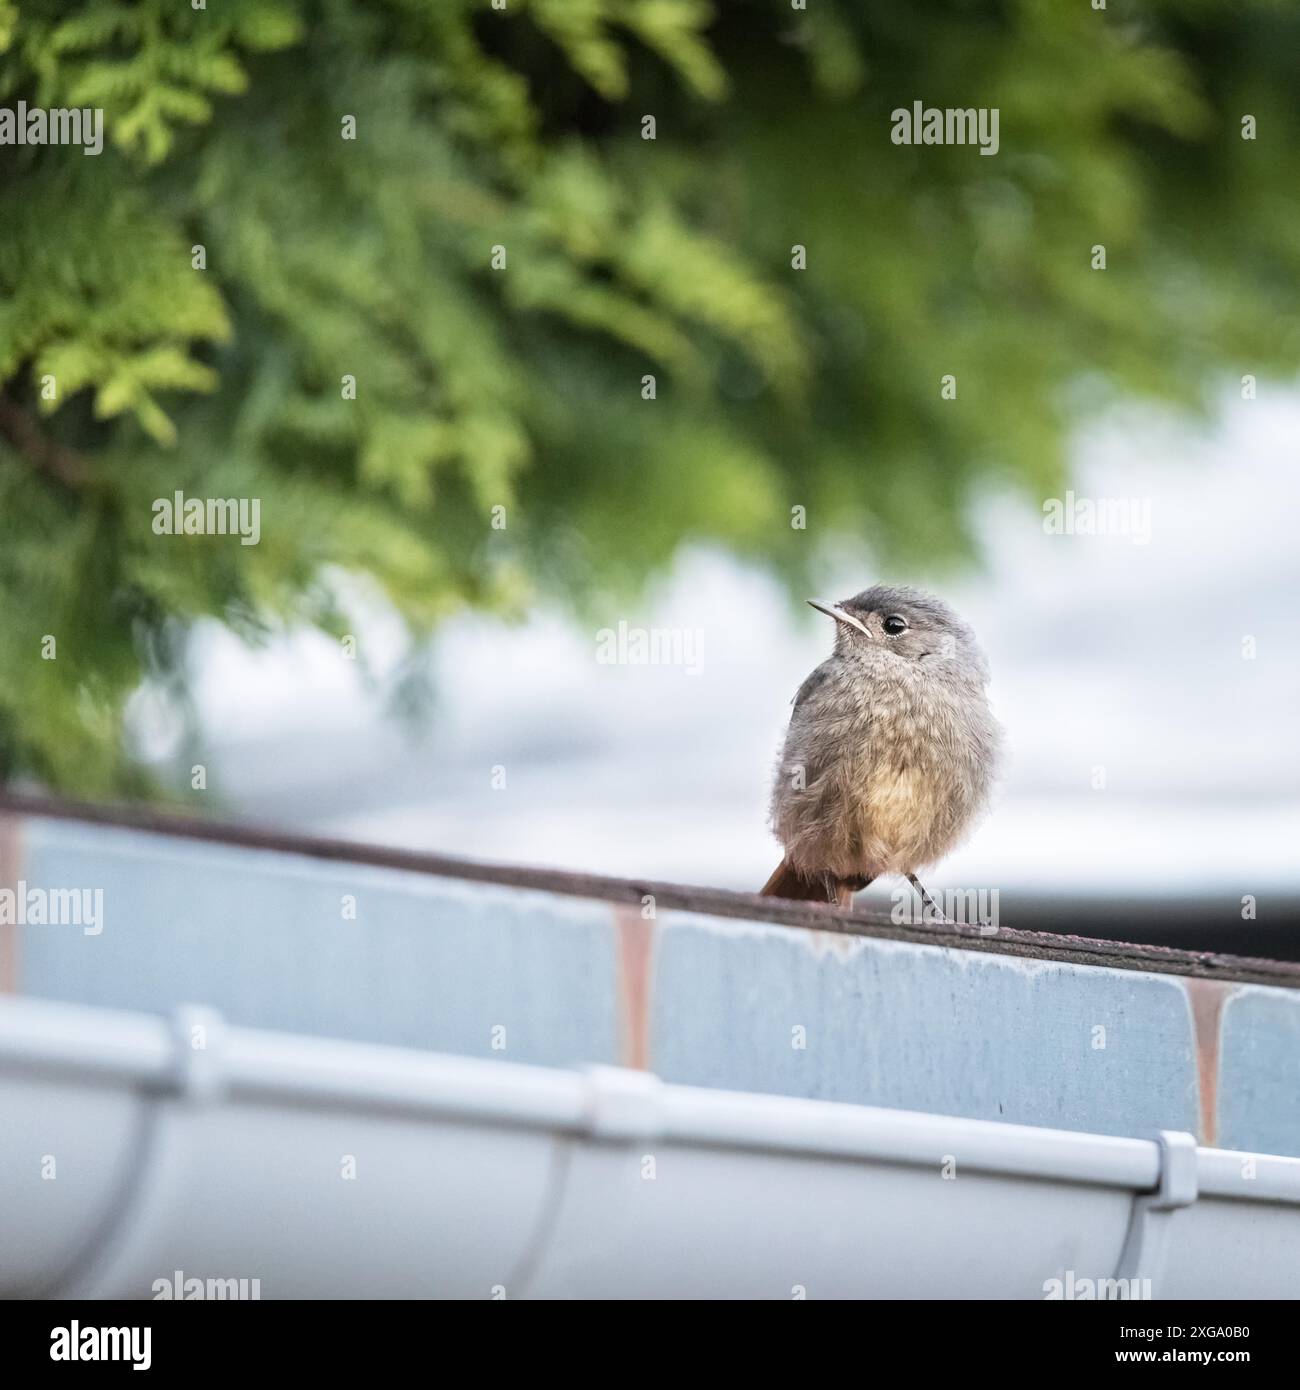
5 815 1298 1157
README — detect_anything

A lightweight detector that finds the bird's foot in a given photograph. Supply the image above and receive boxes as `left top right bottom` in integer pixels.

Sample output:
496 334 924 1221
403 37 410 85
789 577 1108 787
906 873 950 924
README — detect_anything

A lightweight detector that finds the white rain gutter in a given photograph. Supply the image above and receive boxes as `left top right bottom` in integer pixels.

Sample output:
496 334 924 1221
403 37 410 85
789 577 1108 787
2 995 1298 1300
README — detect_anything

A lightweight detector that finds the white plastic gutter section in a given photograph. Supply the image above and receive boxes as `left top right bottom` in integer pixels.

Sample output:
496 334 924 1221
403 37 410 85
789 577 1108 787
2 996 1299 1300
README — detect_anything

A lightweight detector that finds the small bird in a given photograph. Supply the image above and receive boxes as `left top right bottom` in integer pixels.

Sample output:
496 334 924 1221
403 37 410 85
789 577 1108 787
763 584 1003 912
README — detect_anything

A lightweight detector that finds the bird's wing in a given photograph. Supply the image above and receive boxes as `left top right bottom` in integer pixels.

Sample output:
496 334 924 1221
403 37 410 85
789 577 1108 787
790 660 833 715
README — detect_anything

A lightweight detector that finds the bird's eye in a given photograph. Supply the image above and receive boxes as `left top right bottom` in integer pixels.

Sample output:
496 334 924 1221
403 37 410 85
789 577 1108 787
883 615 908 636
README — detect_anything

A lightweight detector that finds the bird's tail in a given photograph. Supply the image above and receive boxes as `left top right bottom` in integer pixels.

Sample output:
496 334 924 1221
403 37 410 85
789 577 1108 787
760 858 867 907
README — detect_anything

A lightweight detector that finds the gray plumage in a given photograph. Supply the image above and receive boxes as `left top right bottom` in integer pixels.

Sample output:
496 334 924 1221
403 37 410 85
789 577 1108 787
764 584 1003 903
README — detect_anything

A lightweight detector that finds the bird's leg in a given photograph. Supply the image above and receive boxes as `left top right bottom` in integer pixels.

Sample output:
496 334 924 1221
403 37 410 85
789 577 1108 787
907 873 949 924
833 874 872 908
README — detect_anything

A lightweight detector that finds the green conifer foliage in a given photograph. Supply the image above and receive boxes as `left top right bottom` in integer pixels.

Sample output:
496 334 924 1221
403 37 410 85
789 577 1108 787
1 1 1298 791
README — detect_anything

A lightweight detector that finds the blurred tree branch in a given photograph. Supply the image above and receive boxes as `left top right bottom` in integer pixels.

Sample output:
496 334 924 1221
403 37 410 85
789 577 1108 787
0 393 89 490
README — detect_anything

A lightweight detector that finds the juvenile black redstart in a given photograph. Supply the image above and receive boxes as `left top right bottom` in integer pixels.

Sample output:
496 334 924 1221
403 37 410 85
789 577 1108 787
763 584 1003 912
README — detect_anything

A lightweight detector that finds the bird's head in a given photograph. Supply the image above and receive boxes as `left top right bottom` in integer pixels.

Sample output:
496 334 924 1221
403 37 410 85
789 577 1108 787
808 584 989 681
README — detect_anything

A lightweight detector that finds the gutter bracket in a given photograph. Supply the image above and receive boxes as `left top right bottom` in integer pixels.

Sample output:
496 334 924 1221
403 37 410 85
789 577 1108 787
169 1004 227 1105
1115 1129 1198 1296
582 1065 665 1142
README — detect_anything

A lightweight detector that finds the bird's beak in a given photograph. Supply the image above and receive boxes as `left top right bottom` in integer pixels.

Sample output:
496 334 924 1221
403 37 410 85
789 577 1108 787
807 599 871 637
